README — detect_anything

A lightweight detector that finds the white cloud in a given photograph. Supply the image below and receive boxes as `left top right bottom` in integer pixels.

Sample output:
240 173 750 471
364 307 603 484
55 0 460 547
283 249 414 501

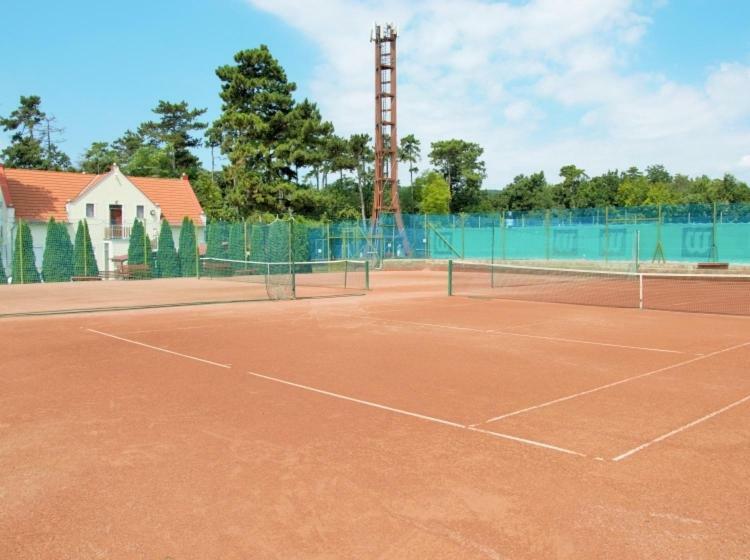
247 0 750 187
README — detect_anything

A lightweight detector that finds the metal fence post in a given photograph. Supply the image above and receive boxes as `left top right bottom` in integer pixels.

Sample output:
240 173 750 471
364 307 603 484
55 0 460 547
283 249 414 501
447 259 453 296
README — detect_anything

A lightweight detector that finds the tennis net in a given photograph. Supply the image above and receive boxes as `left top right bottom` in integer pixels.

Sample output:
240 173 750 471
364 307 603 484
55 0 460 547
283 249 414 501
448 260 750 316
199 258 369 300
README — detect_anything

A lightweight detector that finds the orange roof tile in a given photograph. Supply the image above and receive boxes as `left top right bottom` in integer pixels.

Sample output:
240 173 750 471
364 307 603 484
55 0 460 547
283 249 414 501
0 165 14 207
0 167 203 225
129 175 204 225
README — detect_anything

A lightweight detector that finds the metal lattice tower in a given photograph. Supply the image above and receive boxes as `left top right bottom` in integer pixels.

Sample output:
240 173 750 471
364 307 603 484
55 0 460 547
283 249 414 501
371 23 409 254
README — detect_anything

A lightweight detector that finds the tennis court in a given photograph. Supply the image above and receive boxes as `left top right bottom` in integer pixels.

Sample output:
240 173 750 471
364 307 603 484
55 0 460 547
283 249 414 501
1 268 749 558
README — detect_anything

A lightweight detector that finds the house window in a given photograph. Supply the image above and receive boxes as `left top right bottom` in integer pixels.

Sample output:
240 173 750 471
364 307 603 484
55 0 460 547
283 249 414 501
86 203 95 218
136 205 144 220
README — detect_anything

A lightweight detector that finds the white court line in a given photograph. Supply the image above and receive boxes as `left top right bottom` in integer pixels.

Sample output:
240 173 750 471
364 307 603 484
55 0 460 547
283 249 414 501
86 329 232 369
123 324 213 335
467 426 586 457
480 341 750 426
375 317 687 355
84 327 584 457
245 370 586 458
612 393 750 461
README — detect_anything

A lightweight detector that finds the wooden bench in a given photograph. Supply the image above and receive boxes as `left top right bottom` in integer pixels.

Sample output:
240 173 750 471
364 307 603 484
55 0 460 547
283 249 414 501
697 262 729 270
120 264 152 279
71 276 102 282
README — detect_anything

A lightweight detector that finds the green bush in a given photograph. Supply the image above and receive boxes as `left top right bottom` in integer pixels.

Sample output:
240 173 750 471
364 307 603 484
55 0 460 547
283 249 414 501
12 220 41 283
156 219 180 278
178 217 198 277
73 220 99 278
127 219 147 265
42 217 74 282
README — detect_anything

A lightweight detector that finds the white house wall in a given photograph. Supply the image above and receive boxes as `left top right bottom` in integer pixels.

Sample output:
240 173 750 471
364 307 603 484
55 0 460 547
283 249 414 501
68 172 161 273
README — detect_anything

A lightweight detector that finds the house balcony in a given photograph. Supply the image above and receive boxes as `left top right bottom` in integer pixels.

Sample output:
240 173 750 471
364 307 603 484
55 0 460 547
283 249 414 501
104 225 131 240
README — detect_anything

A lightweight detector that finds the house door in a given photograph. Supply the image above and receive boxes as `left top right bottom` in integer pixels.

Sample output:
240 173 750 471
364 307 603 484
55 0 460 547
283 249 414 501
109 205 123 238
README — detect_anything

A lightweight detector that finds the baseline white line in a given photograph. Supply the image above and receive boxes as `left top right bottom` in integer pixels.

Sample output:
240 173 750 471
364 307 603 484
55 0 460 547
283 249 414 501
467 426 586 457
245 370 586 457
361 317 687 355
480 341 750 426
612 393 750 461
86 328 232 369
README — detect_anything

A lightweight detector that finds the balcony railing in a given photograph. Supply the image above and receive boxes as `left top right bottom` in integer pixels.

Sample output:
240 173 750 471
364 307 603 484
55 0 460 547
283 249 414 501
104 225 131 240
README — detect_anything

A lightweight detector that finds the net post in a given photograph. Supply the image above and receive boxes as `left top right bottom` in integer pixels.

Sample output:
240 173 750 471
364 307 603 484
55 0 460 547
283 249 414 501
638 273 644 310
447 259 453 296
195 222 200 278
344 259 348 289
491 215 495 265
710 201 718 262
290 219 297 298
461 213 466 258
604 206 609 263
635 229 640 271
19 220 25 284
501 211 507 260
364 260 370 290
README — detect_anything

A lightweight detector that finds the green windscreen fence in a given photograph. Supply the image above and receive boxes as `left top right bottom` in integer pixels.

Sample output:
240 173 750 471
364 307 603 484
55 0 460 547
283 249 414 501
3 202 750 290
303 203 750 267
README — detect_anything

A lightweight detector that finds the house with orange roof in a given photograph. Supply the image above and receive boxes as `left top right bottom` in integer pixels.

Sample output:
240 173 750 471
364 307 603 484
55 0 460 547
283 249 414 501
0 163 206 276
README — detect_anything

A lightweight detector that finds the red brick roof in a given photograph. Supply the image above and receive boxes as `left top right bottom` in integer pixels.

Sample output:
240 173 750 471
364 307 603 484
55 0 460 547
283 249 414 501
0 164 14 208
0 167 203 225
129 176 204 225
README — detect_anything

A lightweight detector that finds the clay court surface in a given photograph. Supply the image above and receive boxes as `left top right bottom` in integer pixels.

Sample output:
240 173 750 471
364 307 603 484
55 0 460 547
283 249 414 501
1 270 749 558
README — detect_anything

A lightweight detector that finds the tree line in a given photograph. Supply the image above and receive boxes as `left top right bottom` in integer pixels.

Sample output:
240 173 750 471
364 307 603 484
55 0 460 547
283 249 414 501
3 45 750 222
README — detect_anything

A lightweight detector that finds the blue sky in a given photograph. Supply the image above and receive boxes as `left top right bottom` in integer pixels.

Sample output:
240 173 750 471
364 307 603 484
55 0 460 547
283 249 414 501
2 0 750 187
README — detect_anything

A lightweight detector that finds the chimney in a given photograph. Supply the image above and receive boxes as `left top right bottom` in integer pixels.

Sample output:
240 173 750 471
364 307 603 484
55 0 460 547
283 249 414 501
181 173 189 181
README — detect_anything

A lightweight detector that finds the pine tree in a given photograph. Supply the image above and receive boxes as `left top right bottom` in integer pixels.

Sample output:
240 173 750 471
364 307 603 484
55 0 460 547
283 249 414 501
128 219 147 265
156 219 180 278
178 217 198 277
42 217 74 282
12 220 41 283
127 219 154 278
73 220 99 277
57 222 75 280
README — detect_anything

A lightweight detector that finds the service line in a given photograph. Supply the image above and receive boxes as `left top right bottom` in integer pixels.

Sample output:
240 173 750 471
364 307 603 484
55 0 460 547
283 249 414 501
612 393 750 461
86 328 232 369
480 341 750 426
245 371 586 458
